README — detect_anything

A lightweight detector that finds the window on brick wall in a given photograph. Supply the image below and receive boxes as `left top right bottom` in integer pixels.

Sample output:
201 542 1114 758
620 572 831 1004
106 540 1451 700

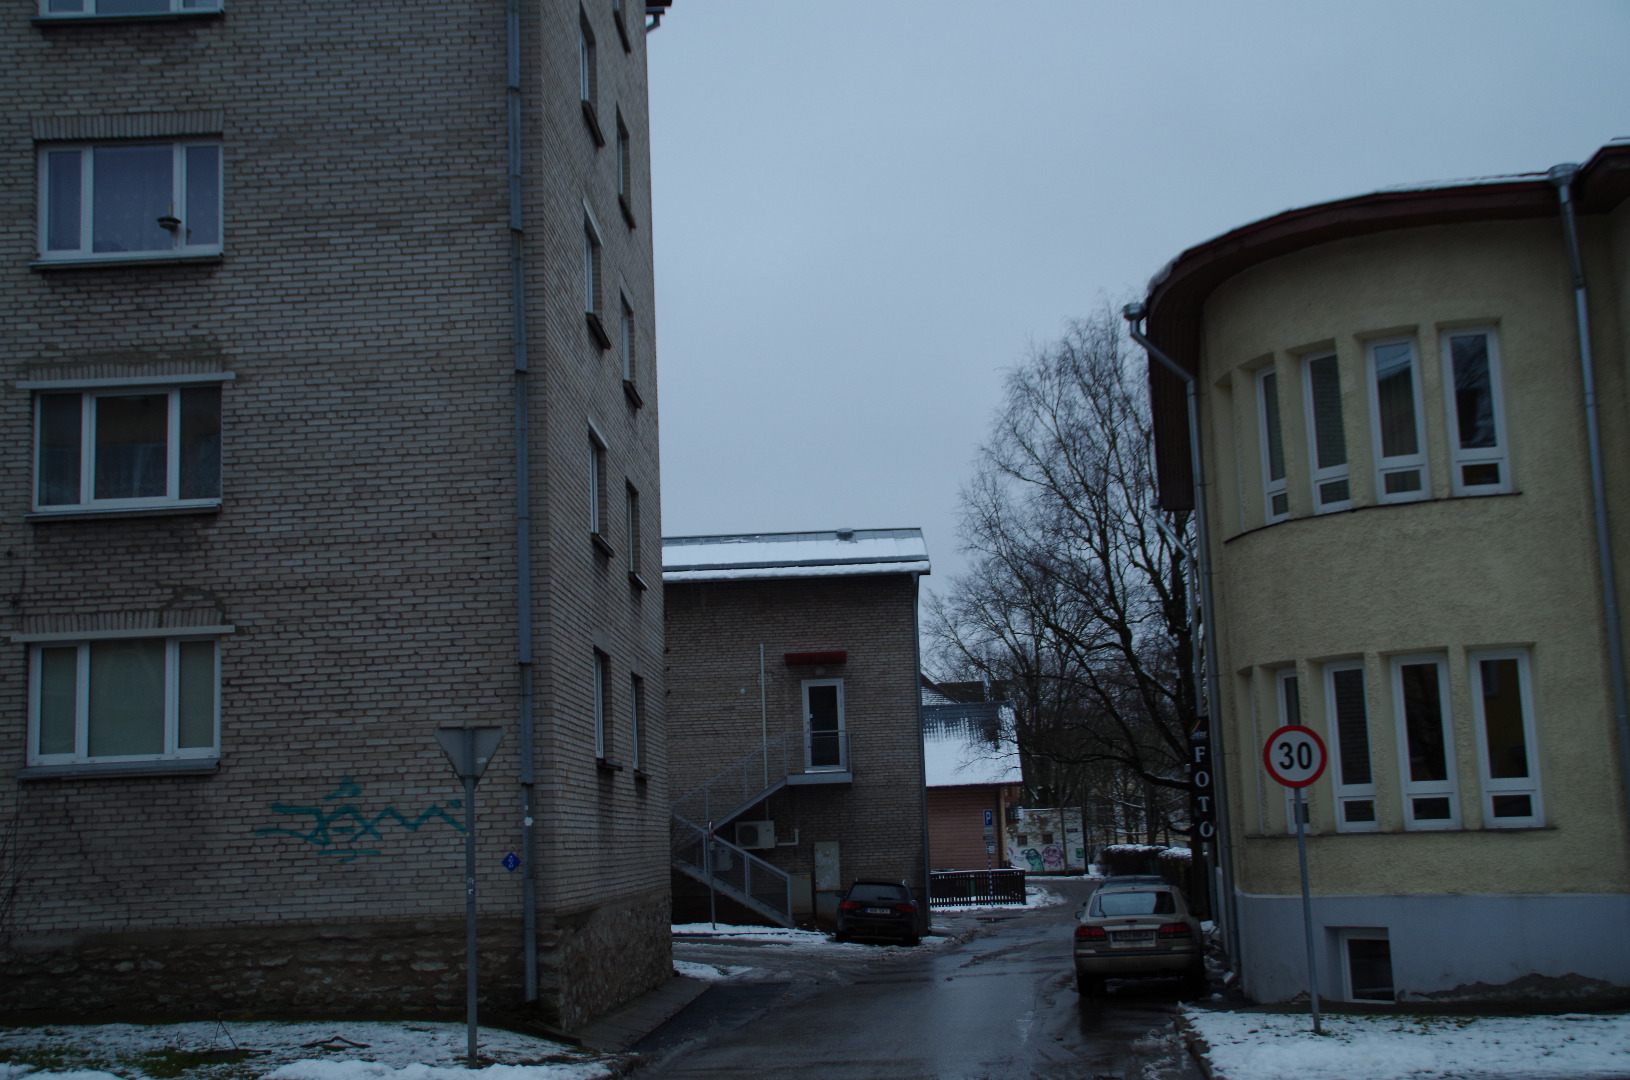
37 0 221 18
584 213 610 349
592 648 610 760
38 141 222 263
32 380 224 514
629 672 645 772
617 111 636 227
579 11 604 145
28 635 221 766
802 679 846 771
612 0 632 51
589 427 613 556
620 293 642 406
625 481 647 589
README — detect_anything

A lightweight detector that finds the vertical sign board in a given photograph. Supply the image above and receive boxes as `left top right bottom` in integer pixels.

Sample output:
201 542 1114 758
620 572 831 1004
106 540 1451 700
1263 723 1328 1036
1188 717 1213 917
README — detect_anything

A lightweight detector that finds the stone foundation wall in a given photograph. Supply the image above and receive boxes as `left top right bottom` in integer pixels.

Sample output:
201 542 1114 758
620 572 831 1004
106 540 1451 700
539 887 671 1032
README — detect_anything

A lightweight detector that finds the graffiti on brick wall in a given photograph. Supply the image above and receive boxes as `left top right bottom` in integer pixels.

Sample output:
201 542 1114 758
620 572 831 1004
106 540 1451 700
256 775 464 863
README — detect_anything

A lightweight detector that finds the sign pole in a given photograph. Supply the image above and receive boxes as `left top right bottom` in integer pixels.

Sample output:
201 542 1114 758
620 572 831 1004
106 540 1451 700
1263 723 1328 1037
462 736 479 1067
1293 785 1322 1035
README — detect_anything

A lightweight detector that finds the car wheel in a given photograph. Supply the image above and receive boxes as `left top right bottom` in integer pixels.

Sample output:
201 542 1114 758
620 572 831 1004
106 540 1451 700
1076 973 1106 997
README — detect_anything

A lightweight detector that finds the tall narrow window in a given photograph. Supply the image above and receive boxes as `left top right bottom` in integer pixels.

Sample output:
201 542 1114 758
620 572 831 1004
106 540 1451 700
616 112 636 227
1470 649 1541 827
629 672 645 772
588 431 610 554
1325 661 1377 833
620 297 636 382
1391 655 1459 829
625 482 640 568
802 679 846 771
592 649 609 759
578 14 604 144
1276 668 1309 833
1442 328 1510 496
1367 337 1429 503
1303 352 1351 512
583 215 609 349
1257 367 1288 522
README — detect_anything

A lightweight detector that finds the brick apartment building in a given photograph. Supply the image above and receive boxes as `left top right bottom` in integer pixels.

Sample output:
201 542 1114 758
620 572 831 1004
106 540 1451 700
0 0 671 1029
663 529 931 926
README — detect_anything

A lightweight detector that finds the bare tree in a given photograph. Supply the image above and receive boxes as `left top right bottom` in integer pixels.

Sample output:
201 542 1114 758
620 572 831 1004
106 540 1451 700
928 307 1198 853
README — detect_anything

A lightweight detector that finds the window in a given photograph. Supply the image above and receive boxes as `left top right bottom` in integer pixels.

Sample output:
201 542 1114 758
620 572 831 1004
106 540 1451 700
616 112 636 227
579 13 604 145
802 679 846 771
1275 668 1310 834
38 141 221 263
588 430 611 554
592 649 609 759
1366 337 1429 503
1324 661 1377 833
29 636 219 765
1470 649 1541 827
1442 328 1511 496
583 214 609 348
620 296 636 381
1339 931 1394 1002
1391 654 1459 829
1257 367 1288 522
1302 352 1351 512
38 0 221 17
629 672 645 771
625 481 647 588
35 384 222 513
611 0 632 50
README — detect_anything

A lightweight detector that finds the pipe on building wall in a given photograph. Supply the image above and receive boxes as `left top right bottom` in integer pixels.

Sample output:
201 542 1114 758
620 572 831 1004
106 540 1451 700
505 0 539 1002
1550 163 1630 838
913 572 932 932
1123 307 1241 968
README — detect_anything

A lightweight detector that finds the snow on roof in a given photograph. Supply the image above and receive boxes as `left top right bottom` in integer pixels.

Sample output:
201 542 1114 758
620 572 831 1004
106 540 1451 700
662 528 930 583
922 701 1021 787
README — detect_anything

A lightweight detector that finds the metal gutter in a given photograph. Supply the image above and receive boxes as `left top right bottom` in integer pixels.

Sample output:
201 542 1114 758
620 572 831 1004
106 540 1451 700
505 0 539 1003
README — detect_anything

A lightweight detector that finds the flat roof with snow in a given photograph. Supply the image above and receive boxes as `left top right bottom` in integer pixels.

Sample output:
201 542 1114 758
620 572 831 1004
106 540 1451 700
662 527 930 583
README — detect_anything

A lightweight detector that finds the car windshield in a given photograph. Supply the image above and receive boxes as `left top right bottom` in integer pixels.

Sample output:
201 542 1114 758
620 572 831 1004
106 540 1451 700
1092 890 1175 917
848 884 909 903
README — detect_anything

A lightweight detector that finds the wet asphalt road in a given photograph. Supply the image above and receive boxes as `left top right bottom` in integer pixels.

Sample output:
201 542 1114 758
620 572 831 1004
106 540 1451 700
632 880 1202 1080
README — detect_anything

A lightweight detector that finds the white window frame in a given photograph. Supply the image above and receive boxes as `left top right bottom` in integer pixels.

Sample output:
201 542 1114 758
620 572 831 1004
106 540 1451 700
592 649 609 759
32 381 225 514
1256 366 1288 523
1324 660 1378 833
1366 336 1430 504
801 678 846 772
37 0 221 18
1469 648 1542 828
37 140 222 263
1337 929 1395 1002
1301 351 1351 513
1441 327 1511 496
1390 653 1460 830
27 635 221 765
1274 668 1310 834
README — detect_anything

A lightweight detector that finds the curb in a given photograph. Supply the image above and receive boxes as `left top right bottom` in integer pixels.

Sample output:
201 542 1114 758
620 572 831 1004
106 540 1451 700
1173 1012 1218 1080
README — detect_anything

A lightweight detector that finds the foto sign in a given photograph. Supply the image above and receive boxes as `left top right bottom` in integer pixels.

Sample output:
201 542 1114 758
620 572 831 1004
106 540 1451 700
1263 725 1327 788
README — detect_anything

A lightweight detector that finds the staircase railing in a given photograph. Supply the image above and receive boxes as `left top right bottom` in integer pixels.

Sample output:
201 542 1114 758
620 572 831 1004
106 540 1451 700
670 815 794 926
670 730 851 830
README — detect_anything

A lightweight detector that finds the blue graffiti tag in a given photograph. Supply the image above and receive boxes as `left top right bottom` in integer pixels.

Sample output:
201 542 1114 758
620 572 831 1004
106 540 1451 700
256 776 464 862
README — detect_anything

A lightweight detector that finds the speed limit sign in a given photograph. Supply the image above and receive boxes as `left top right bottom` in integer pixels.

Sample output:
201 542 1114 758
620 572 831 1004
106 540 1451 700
1263 725 1327 788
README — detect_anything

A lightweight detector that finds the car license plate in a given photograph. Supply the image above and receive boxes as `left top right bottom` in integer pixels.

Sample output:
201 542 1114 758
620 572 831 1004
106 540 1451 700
1112 930 1154 942
865 906 892 915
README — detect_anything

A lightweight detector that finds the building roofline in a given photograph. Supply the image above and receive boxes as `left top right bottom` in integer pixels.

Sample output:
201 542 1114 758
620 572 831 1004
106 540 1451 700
1143 140 1630 510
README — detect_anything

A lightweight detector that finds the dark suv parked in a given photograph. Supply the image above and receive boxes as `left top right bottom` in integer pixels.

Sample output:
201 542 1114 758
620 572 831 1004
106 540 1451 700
835 879 921 945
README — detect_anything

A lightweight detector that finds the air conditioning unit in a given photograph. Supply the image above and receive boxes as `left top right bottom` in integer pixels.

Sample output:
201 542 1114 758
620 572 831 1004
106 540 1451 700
735 820 776 850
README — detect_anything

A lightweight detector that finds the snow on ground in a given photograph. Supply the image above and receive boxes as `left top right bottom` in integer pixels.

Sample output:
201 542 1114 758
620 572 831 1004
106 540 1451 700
0 1021 612 1080
671 960 757 982
669 922 949 952
1188 1008 1630 1080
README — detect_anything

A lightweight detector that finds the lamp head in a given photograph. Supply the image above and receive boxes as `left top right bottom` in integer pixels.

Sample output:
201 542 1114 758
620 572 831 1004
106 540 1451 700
1121 301 1147 323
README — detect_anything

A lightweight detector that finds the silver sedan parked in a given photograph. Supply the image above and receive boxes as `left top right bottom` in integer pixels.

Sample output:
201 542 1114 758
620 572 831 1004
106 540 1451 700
1072 881 1205 998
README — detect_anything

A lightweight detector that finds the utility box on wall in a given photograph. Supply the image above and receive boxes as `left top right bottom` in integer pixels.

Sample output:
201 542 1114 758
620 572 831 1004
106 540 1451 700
814 840 841 923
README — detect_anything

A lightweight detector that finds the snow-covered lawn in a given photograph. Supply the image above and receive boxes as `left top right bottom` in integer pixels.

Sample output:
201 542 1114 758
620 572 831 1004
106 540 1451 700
0 1021 614 1080
1188 1008 1630 1080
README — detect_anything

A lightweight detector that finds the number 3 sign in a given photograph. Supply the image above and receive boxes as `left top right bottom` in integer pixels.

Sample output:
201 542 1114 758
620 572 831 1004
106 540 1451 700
1263 725 1327 788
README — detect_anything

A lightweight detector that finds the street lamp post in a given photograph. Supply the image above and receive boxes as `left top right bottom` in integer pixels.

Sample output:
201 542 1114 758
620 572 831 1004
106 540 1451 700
434 725 506 1069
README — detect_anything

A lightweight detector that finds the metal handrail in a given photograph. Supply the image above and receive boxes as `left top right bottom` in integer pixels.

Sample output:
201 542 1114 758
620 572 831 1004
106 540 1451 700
670 729 851 829
670 815 794 925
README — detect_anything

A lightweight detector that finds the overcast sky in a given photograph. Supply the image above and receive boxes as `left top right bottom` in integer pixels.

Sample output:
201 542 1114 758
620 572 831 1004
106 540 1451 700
648 1 1630 591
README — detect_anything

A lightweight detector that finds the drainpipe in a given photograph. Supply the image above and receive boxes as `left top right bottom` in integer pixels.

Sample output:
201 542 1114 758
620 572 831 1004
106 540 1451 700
505 0 539 1002
1549 164 1630 837
1123 304 1241 968
913 571 932 933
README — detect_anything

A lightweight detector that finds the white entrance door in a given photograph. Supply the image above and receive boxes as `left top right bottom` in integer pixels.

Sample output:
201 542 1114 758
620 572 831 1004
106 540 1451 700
802 679 845 770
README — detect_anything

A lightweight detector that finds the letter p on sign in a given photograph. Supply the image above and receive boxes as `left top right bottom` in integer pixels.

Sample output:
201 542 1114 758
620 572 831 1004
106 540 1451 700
1263 725 1327 788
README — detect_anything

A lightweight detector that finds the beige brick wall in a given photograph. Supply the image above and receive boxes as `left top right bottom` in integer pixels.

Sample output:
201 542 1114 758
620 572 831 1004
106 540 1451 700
0 0 668 1026
665 575 928 907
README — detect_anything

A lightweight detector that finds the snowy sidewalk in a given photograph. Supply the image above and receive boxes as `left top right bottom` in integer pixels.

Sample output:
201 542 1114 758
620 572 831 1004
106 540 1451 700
0 1020 619 1080
1184 1008 1630 1080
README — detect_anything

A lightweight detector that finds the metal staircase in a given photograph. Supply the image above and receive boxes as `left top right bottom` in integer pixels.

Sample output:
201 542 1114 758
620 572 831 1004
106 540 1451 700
669 731 850 927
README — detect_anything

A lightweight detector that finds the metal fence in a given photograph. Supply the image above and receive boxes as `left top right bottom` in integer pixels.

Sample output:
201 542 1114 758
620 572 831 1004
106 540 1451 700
670 815 793 925
670 730 851 828
928 868 1027 908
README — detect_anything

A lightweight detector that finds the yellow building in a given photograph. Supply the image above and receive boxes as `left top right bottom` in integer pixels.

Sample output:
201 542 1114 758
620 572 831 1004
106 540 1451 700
1141 139 1630 1003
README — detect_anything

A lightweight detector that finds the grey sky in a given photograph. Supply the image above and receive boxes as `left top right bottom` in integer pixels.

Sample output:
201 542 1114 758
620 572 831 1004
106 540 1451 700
649 1 1630 589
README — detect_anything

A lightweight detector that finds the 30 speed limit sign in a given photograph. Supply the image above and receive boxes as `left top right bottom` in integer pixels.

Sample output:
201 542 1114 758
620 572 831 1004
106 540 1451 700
1263 725 1327 788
